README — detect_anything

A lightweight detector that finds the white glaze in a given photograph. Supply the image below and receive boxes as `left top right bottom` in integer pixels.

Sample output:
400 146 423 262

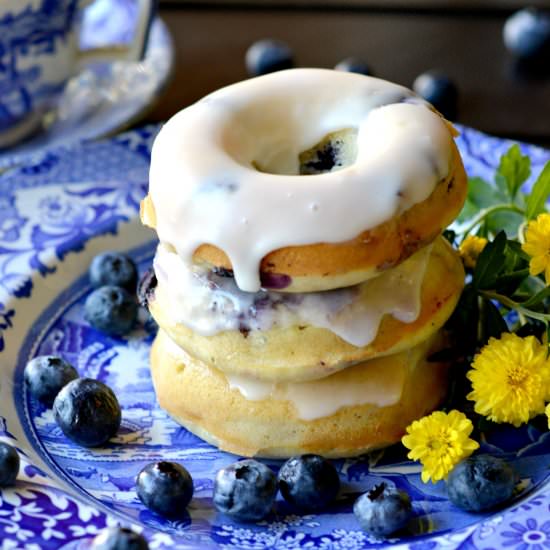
163 331 407 420
153 241 431 347
148 68 453 292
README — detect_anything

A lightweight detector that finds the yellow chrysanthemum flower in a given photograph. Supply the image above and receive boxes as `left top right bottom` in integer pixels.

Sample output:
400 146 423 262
546 403 550 429
522 213 550 284
459 235 488 269
467 333 550 427
401 410 479 484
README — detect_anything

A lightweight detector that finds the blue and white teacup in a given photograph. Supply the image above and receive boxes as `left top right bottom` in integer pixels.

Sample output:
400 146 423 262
0 0 155 148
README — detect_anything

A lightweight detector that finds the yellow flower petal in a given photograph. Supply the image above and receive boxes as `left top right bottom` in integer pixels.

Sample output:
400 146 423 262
401 409 479 484
467 333 550 427
523 213 550 285
459 235 487 269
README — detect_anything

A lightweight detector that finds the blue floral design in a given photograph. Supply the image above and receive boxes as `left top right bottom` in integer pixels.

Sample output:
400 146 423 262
31 193 128 267
0 194 26 243
0 0 79 130
501 519 550 550
0 301 14 351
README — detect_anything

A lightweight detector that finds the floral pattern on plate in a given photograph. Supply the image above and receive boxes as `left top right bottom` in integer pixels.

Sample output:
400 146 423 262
1 124 550 549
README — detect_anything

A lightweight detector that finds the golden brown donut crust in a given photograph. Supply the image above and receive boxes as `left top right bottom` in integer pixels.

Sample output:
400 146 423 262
150 329 450 458
141 139 466 293
148 237 464 382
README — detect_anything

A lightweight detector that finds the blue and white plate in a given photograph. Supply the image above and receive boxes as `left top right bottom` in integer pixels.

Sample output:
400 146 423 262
0 0 174 171
1 125 550 550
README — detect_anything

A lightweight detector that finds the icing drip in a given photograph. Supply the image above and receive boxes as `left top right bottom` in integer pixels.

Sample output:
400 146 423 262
148 69 452 291
163 331 409 420
153 241 431 347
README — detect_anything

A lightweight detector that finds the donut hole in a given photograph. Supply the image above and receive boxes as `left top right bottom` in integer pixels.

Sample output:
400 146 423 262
220 94 361 176
250 128 358 176
298 128 358 175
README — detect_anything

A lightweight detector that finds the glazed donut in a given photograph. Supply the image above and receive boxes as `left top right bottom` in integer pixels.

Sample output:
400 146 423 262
150 328 450 458
142 68 467 293
146 236 464 382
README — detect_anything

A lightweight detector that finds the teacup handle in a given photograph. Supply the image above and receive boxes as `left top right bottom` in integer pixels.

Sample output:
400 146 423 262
76 0 157 66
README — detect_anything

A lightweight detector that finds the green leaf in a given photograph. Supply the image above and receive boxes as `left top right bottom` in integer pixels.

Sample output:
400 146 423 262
497 144 531 200
506 240 531 261
494 174 509 198
485 210 524 239
456 198 481 224
473 231 507 290
446 284 479 353
469 177 508 208
494 268 530 294
522 286 550 308
526 160 550 220
480 298 508 345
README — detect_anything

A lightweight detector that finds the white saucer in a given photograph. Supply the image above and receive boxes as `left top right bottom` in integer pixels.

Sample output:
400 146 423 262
0 0 174 170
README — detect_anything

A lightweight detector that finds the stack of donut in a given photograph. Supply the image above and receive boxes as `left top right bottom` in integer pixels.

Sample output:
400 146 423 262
140 69 467 458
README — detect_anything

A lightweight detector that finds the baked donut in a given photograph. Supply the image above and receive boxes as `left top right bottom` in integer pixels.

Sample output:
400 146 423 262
150 328 450 458
146 236 464 382
141 68 467 293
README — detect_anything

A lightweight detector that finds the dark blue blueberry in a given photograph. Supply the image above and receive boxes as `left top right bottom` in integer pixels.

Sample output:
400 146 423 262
53 378 121 447
447 455 517 512
84 285 138 336
278 454 340 511
334 57 373 76
412 71 458 120
504 8 550 60
24 355 79 406
90 252 138 292
0 442 20 487
353 482 412 538
245 39 294 77
213 459 277 521
91 527 149 550
136 461 194 517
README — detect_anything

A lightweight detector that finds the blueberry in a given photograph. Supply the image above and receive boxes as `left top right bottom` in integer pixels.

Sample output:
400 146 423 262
245 39 294 77
447 455 517 512
91 527 149 550
213 459 277 521
136 461 193 517
412 71 458 120
24 355 78 406
334 57 373 76
278 454 340 511
503 8 550 60
0 442 20 487
90 252 138 292
84 285 138 336
353 482 412 538
137 268 157 308
53 378 121 447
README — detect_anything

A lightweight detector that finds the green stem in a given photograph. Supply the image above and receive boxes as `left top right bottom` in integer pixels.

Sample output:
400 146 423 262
480 290 550 323
459 204 525 236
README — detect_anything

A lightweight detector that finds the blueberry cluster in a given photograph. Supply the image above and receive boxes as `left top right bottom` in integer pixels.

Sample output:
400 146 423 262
24 354 122 448
21 253 139 449
134 451 517 537
246 13 550 126
85 252 139 336
211 454 340 521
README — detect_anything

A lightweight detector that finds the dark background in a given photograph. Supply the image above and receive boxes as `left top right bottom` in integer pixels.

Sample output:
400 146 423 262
146 1 550 146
